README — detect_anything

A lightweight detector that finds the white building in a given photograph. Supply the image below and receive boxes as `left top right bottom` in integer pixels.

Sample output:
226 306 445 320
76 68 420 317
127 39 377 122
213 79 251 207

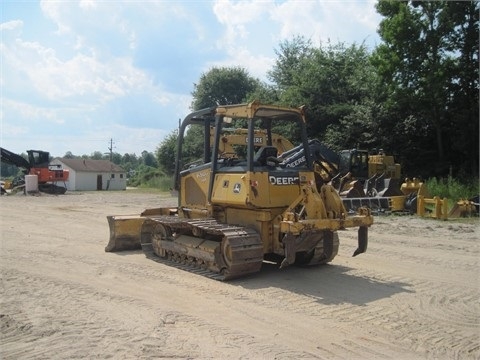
50 158 127 191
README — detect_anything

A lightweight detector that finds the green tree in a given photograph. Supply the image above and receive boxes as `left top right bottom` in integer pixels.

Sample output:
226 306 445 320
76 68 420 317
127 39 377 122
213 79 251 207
90 151 104 160
268 35 313 93
269 37 381 150
191 66 260 110
121 153 139 178
111 152 122 165
156 130 178 174
445 1 479 176
373 0 479 176
245 82 280 105
182 66 264 168
63 151 76 159
141 150 157 168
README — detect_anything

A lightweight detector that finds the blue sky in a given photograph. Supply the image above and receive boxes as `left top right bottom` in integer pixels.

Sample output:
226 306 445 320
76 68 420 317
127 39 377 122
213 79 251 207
1 0 381 158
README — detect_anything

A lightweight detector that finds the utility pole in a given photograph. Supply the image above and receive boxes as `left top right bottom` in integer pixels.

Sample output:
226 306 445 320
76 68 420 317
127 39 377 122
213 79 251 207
107 138 115 162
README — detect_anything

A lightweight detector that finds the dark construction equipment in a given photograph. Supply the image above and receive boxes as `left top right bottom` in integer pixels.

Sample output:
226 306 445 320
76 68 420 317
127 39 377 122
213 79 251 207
0 147 69 194
105 101 373 280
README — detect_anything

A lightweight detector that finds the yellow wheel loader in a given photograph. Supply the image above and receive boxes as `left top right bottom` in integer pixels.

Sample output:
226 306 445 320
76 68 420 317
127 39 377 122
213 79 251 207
105 101 373 280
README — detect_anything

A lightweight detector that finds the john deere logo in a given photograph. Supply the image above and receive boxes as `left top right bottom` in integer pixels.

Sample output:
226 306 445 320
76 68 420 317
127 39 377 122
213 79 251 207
269 176 299 185
233 183 241 193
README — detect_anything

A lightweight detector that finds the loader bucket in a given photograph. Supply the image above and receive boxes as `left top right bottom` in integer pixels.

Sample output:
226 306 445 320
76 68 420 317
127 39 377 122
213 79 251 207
377 178 403 197
105 215 146 252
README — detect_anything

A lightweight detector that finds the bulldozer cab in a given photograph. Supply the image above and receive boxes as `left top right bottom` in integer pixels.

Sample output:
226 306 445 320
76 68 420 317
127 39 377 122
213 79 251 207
174 102 314 218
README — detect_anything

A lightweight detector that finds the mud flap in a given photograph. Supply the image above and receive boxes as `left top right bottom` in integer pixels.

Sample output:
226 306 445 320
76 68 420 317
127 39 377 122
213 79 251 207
353 226 368 257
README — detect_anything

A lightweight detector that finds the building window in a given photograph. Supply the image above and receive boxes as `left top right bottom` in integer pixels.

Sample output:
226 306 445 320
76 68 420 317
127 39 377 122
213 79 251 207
111 174 115 179
120 173 124 179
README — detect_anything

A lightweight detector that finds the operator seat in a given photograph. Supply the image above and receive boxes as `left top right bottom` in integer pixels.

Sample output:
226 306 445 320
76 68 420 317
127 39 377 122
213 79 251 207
254 146 278 166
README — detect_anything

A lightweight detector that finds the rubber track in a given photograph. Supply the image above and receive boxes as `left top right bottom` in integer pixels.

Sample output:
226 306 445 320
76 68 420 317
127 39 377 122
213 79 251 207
141 216 264 281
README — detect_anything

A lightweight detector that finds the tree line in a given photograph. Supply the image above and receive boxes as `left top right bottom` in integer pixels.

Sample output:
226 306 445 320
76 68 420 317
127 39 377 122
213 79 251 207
158 1 479 181
0 150 159 187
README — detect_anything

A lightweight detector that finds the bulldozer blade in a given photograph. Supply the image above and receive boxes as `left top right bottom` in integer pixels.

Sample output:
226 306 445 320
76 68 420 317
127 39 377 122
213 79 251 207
448 200 478 218
353 226 368 257
105 215 146 252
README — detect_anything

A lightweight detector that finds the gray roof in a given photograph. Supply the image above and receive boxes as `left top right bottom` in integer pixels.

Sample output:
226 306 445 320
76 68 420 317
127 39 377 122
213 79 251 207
57 158 125 173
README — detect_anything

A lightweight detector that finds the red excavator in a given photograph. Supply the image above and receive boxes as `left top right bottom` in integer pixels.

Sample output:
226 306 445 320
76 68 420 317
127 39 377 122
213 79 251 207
0 147 69 194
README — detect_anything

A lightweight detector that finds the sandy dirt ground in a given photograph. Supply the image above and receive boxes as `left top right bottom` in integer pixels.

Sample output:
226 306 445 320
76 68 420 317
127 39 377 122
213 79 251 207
1 190 479 359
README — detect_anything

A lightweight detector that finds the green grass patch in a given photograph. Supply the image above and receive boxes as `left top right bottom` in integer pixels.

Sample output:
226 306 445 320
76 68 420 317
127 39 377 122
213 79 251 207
136 175 173 191
425 176 479 212
426 176 478 201
127 165 174 192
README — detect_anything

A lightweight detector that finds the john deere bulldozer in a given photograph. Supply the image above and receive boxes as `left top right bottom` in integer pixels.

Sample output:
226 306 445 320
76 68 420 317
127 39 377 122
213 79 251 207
105 102 373 280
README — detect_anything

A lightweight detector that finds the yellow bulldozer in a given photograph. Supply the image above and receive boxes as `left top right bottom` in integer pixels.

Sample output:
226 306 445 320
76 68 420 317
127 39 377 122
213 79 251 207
105 101 373 280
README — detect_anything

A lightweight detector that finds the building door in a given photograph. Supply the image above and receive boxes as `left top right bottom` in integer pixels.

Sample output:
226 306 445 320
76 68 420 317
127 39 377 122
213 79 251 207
97 175 102 190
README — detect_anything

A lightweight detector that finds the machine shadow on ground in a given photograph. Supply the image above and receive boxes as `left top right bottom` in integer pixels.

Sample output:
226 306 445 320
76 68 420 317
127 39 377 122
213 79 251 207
233 261 413 306
109 248 412 307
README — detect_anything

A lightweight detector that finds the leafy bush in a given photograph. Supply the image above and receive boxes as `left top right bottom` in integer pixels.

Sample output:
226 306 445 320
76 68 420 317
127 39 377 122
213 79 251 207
426 176 479 201
127 165 173 191
138 174 173 191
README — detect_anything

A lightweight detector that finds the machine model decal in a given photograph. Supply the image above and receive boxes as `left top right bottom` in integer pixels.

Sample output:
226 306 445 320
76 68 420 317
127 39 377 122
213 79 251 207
196 170 209 182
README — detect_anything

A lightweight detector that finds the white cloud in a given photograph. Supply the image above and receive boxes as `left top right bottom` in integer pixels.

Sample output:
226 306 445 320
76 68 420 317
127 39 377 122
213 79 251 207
269 1 381 48
0 20 23 31
0 122 29 138
213 0 271 46
271 1 319 41
2 99 64 125
79 0 97 11
3 33 157 104
40 0 71 34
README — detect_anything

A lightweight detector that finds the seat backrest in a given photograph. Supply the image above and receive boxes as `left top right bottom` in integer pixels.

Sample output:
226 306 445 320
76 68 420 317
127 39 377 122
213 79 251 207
254 146 278 166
